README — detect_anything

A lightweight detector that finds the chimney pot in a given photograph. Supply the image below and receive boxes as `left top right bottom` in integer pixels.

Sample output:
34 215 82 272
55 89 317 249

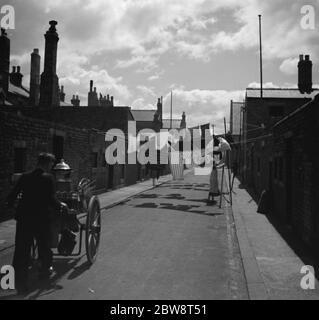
299 54 304 61
33 48 39 54
17 66 21 73
305 55 310 61
49 20 58 32
12 66 16 73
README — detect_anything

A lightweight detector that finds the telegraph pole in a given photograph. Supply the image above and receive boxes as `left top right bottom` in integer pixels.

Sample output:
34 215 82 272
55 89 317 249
170 90 173 129
258 14 263 99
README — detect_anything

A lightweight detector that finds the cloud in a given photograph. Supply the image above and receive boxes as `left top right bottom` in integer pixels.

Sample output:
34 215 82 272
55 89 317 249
279 58 299 75
162 88 245 133
131 97 155 110
148 71 163 81
136 85 157 97
248 82 280 88
56 49 131 104
8 0 319 123
209 0 319 63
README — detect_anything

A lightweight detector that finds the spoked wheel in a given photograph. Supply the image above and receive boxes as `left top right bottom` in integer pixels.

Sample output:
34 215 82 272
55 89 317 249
85 196 101 265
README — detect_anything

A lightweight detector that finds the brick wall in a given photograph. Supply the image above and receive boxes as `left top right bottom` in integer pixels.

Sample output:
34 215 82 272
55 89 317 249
0 110 108 221
239 94 319 249
273 95 319 248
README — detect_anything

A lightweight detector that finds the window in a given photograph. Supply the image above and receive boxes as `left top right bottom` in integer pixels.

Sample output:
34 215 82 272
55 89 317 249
269 106 284 118
14 148 27 173
120 164 125 179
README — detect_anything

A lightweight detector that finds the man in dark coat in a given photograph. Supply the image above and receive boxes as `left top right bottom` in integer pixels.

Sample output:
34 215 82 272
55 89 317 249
6 153 67 293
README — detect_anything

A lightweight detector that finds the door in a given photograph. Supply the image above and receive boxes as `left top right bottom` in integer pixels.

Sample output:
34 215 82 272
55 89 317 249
285 139 293 224
108 164 114 189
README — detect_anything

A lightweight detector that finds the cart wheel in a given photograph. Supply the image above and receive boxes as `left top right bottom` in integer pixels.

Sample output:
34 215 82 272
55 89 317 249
85 196 101 265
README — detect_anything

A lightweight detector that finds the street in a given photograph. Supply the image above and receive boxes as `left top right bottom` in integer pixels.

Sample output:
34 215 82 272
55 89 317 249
1 171 248 300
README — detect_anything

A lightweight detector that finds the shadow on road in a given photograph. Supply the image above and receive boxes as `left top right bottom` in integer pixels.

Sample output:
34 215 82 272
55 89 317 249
134 202 223 217
25 256 87 300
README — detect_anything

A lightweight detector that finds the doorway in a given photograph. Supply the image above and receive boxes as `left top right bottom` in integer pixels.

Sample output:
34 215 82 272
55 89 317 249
108 164 114 189
285 138 293 225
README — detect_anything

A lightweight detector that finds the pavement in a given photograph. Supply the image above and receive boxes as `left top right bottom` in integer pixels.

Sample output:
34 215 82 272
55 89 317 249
0 172 176 254
1 167 319 300
231 176 319 300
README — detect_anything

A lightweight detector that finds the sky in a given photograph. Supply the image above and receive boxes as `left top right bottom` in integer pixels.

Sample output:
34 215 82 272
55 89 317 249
4 0 319 133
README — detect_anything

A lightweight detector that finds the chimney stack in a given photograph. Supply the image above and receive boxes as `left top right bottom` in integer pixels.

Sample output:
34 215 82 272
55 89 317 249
10 65 23 87
71 94 80 107
180 112 186 129
59 85 65 102
298 54 313 94
0 28 10 95
157 97 163 123
88 80 99 106
30 48 41 106
39 21 60 108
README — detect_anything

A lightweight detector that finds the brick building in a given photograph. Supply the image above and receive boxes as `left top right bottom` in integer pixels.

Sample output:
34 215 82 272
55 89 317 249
0 21 142 221
240 87 318 194
233 85 319 250
272 94 319 248
0 110 107 221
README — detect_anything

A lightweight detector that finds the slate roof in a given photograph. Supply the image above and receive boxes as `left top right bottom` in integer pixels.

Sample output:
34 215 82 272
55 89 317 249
131 109 156 122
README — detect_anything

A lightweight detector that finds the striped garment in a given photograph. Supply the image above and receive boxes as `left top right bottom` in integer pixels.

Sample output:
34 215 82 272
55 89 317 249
169 151 184 180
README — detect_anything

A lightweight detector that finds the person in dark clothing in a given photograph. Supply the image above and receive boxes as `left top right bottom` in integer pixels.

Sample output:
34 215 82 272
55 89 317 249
147 150 163 186
231 160 238 190
6 153 67 294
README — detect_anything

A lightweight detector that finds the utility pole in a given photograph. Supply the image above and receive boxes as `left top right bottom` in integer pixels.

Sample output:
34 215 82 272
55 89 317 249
170 90 173 130
258 14 263 99
230 100 233 135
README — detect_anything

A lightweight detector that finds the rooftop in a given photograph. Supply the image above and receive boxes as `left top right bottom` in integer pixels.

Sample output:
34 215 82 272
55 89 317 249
246 88 319 99
162 119 182 129
131 109 156 122
5 82 74 107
